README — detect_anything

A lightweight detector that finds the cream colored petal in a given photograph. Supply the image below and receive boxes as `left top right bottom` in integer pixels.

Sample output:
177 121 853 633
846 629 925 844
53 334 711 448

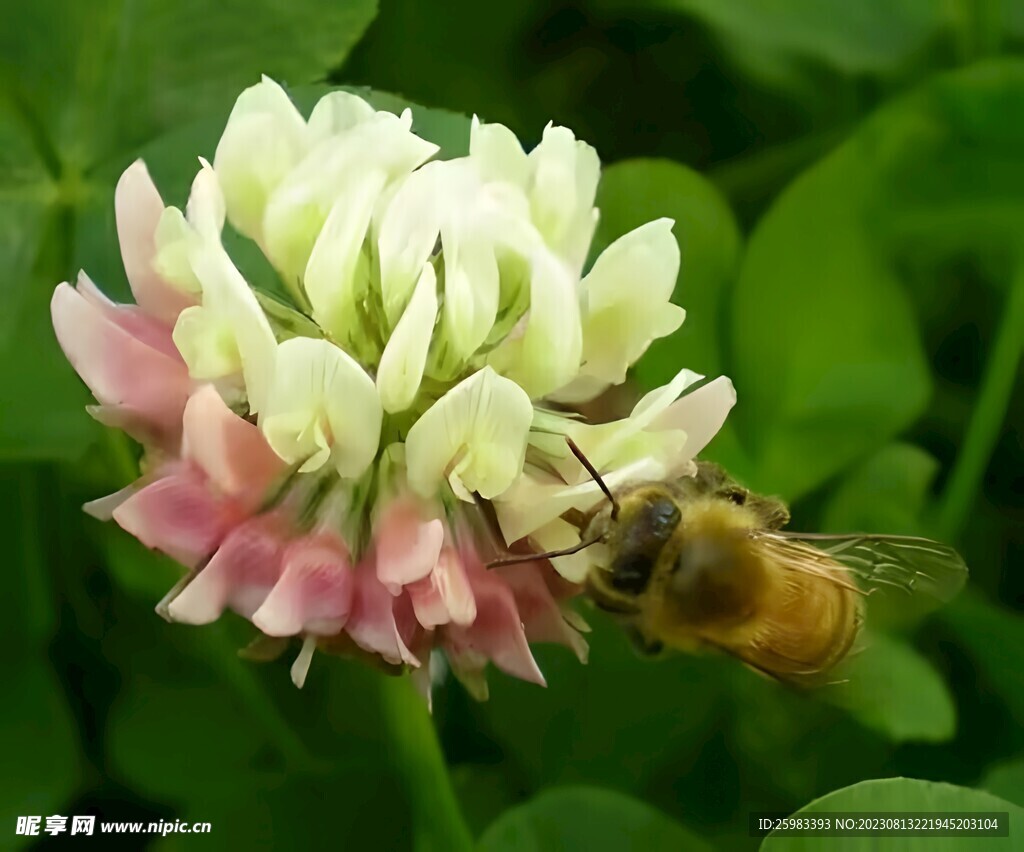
494 456 668 544
213 76 308 240
528 123 600 272
171 304 240 379
303 169 386 342
262 112 438 286
261 337 382 478
551 369 703 482
376 263 438 413
186 159 226 240
376 161 461 326
470 116 530 186
306 91 377 145
440 218 499 363
405 367 533 500
490 250 582 399
188 246 277 414
651 375 737 458
530 517 593 583
579 218 683 384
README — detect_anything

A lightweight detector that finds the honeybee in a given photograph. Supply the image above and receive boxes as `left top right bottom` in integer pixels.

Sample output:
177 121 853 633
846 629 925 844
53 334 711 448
490 441 967 685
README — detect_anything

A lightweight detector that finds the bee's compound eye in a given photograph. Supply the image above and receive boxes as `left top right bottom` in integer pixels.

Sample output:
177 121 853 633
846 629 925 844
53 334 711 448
609 553 655 594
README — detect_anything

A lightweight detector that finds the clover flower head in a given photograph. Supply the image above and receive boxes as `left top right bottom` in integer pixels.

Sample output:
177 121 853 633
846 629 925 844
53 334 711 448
51 77 735 698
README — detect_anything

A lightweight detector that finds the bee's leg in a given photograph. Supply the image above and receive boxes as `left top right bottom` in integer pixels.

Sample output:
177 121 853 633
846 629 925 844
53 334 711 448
625 625 665 658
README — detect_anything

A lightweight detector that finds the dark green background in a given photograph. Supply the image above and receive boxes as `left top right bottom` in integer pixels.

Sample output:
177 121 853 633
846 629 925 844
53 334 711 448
2 0 1023 849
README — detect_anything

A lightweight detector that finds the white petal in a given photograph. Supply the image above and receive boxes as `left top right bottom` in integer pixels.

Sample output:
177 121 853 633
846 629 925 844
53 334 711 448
494 456 668 543
440 218 499 362
579 218 683 384
153 207 202 294
188 246 278 414
554 368 703 482
376 263 438 413
376 161 462 326
528 124 600 272
262 112 438 286
172 304 241 378
186 160 226 240
651 375 737 458
213 77 309 240
470 116 530 186
530 517 592 583
261 337 382 478
306 91 377 145
303 169 386 343
405 367 533 500
489 250 582 399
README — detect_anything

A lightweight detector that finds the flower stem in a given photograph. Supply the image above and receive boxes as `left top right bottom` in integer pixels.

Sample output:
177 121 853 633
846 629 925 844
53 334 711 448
937 264 1024 540
377 676 473 852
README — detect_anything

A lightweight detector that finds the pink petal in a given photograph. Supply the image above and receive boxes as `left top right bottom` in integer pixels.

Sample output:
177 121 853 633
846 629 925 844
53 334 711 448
76 271 182 359
252 532 354 637
182 385 286 501
375 498 445 591
116 159 196 323
83 481 142 521
443 565 545 687
408 547 477 629
652 375 736 457
345 557 419 667
495 563 588 662
52 281 191 446
112 467 242 567
168 513 289 624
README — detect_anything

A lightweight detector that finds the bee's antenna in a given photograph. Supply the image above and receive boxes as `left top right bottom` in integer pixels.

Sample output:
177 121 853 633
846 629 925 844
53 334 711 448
566 436 620 520
487 536 602 568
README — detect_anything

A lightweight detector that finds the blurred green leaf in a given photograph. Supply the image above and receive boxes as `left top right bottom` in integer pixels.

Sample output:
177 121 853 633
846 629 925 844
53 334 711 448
983 758 1024 809
731 60 1024 499
944 593 1024 726
476 614 723 793
0 659 82 848
820 633 956 743
478 786 711 852
593 158 741 381
0 466 57 644
821 442 939 536
592 157 749 472
0 0 378 165
652 0 954 75
761 778 1023 851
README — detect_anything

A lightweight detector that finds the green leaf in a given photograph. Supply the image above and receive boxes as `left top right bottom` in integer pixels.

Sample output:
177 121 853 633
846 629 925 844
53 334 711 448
0 658 82 849
761 778 1024 851
820 633 956 742
983 759 1024 809
591 157 749 472
944 593 1024 726
478 786 712 852
476 614 724 794
597 0 955 83
0 0 378 166
730 60 1024 499
0 466 57 645
593 158 741 381
821 442 939 536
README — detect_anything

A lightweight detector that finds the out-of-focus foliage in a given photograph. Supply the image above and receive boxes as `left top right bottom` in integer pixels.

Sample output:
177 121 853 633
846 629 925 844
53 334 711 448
1 0 1023 849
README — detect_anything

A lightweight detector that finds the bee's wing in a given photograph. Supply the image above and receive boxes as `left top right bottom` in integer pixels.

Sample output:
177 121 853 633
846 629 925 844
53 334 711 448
756 531 968 606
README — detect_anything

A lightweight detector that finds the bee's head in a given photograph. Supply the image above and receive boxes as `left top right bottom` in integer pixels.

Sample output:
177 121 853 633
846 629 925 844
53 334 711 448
663 499 766 626
585 484 683 613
